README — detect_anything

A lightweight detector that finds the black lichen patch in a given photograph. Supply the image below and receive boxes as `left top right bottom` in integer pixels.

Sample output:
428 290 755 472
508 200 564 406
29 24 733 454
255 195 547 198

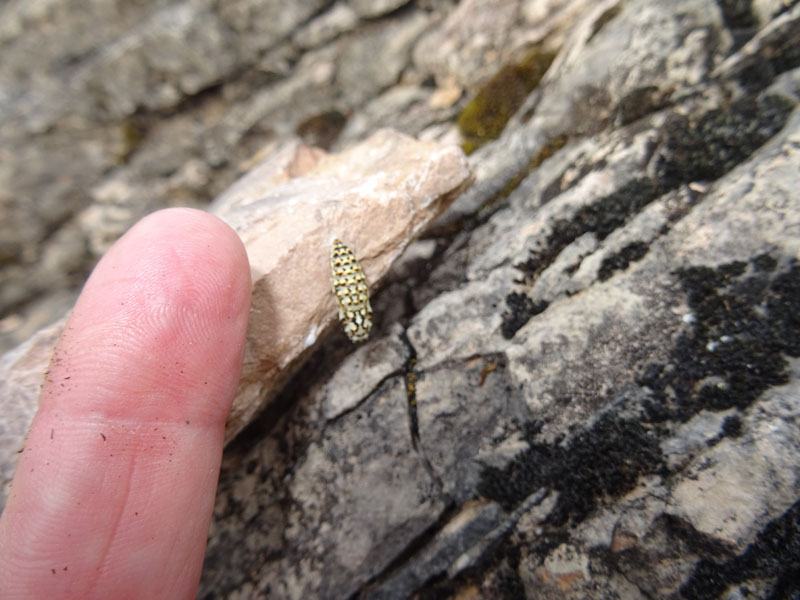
478 412 663 525
715 0 758 49
719 414 743 438
541 93 791 219
654 95 794 191
500 292 548 339
457 47 556 154
738 33 800 93
573 178 660 241
716 0 758 29
680 499 800 600
641 256 800 423
500 178 658 338
598 241 650 282
518 177 658 286
501 92 792 340
706 414 745 448
453 255 799 598
615 85 671 125
486 256 798 537
753 252 778 272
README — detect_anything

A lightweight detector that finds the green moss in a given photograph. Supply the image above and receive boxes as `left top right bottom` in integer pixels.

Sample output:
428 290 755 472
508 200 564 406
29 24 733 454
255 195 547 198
457 48 556 154
655 94 793 189
597 240 650 281
117 119 144 165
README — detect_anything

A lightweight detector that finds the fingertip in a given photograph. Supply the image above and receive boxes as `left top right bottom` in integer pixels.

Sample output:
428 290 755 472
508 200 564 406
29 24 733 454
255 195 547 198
0 207 252 598
51 207 251 425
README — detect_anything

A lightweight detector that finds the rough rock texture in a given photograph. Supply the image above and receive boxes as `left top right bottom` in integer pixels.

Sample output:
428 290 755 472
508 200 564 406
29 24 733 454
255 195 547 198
3 0 800 599
204 1 800 598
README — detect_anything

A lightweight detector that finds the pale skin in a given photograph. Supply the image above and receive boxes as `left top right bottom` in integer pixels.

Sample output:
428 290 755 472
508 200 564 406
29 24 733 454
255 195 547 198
0 208 252 598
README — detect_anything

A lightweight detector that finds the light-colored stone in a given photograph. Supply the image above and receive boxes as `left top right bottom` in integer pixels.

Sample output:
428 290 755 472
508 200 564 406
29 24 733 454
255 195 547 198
292 2 359 49
214 129 470 440
335 10 430 104
348 0 410 19
668 377 800 549
428 83 463 109
752 0 792 24
78 1 239 117
412 0 523 88
215 0 333 56
539 543 590 585
320 323 410 420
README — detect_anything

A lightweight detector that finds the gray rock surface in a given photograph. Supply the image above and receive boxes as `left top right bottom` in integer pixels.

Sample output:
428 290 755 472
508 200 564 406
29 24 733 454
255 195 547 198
2 0 800 598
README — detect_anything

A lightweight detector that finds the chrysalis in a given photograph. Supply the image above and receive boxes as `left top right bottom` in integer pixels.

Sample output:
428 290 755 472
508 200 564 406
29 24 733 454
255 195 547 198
330 239 373 343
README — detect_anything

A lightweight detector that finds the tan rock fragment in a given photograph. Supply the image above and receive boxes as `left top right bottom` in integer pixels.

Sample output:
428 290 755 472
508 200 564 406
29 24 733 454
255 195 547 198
428 83 463 109
214 129 471 441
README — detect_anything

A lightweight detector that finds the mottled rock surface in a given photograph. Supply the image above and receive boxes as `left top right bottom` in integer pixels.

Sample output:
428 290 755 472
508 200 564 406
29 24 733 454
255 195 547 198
2 0 800 599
